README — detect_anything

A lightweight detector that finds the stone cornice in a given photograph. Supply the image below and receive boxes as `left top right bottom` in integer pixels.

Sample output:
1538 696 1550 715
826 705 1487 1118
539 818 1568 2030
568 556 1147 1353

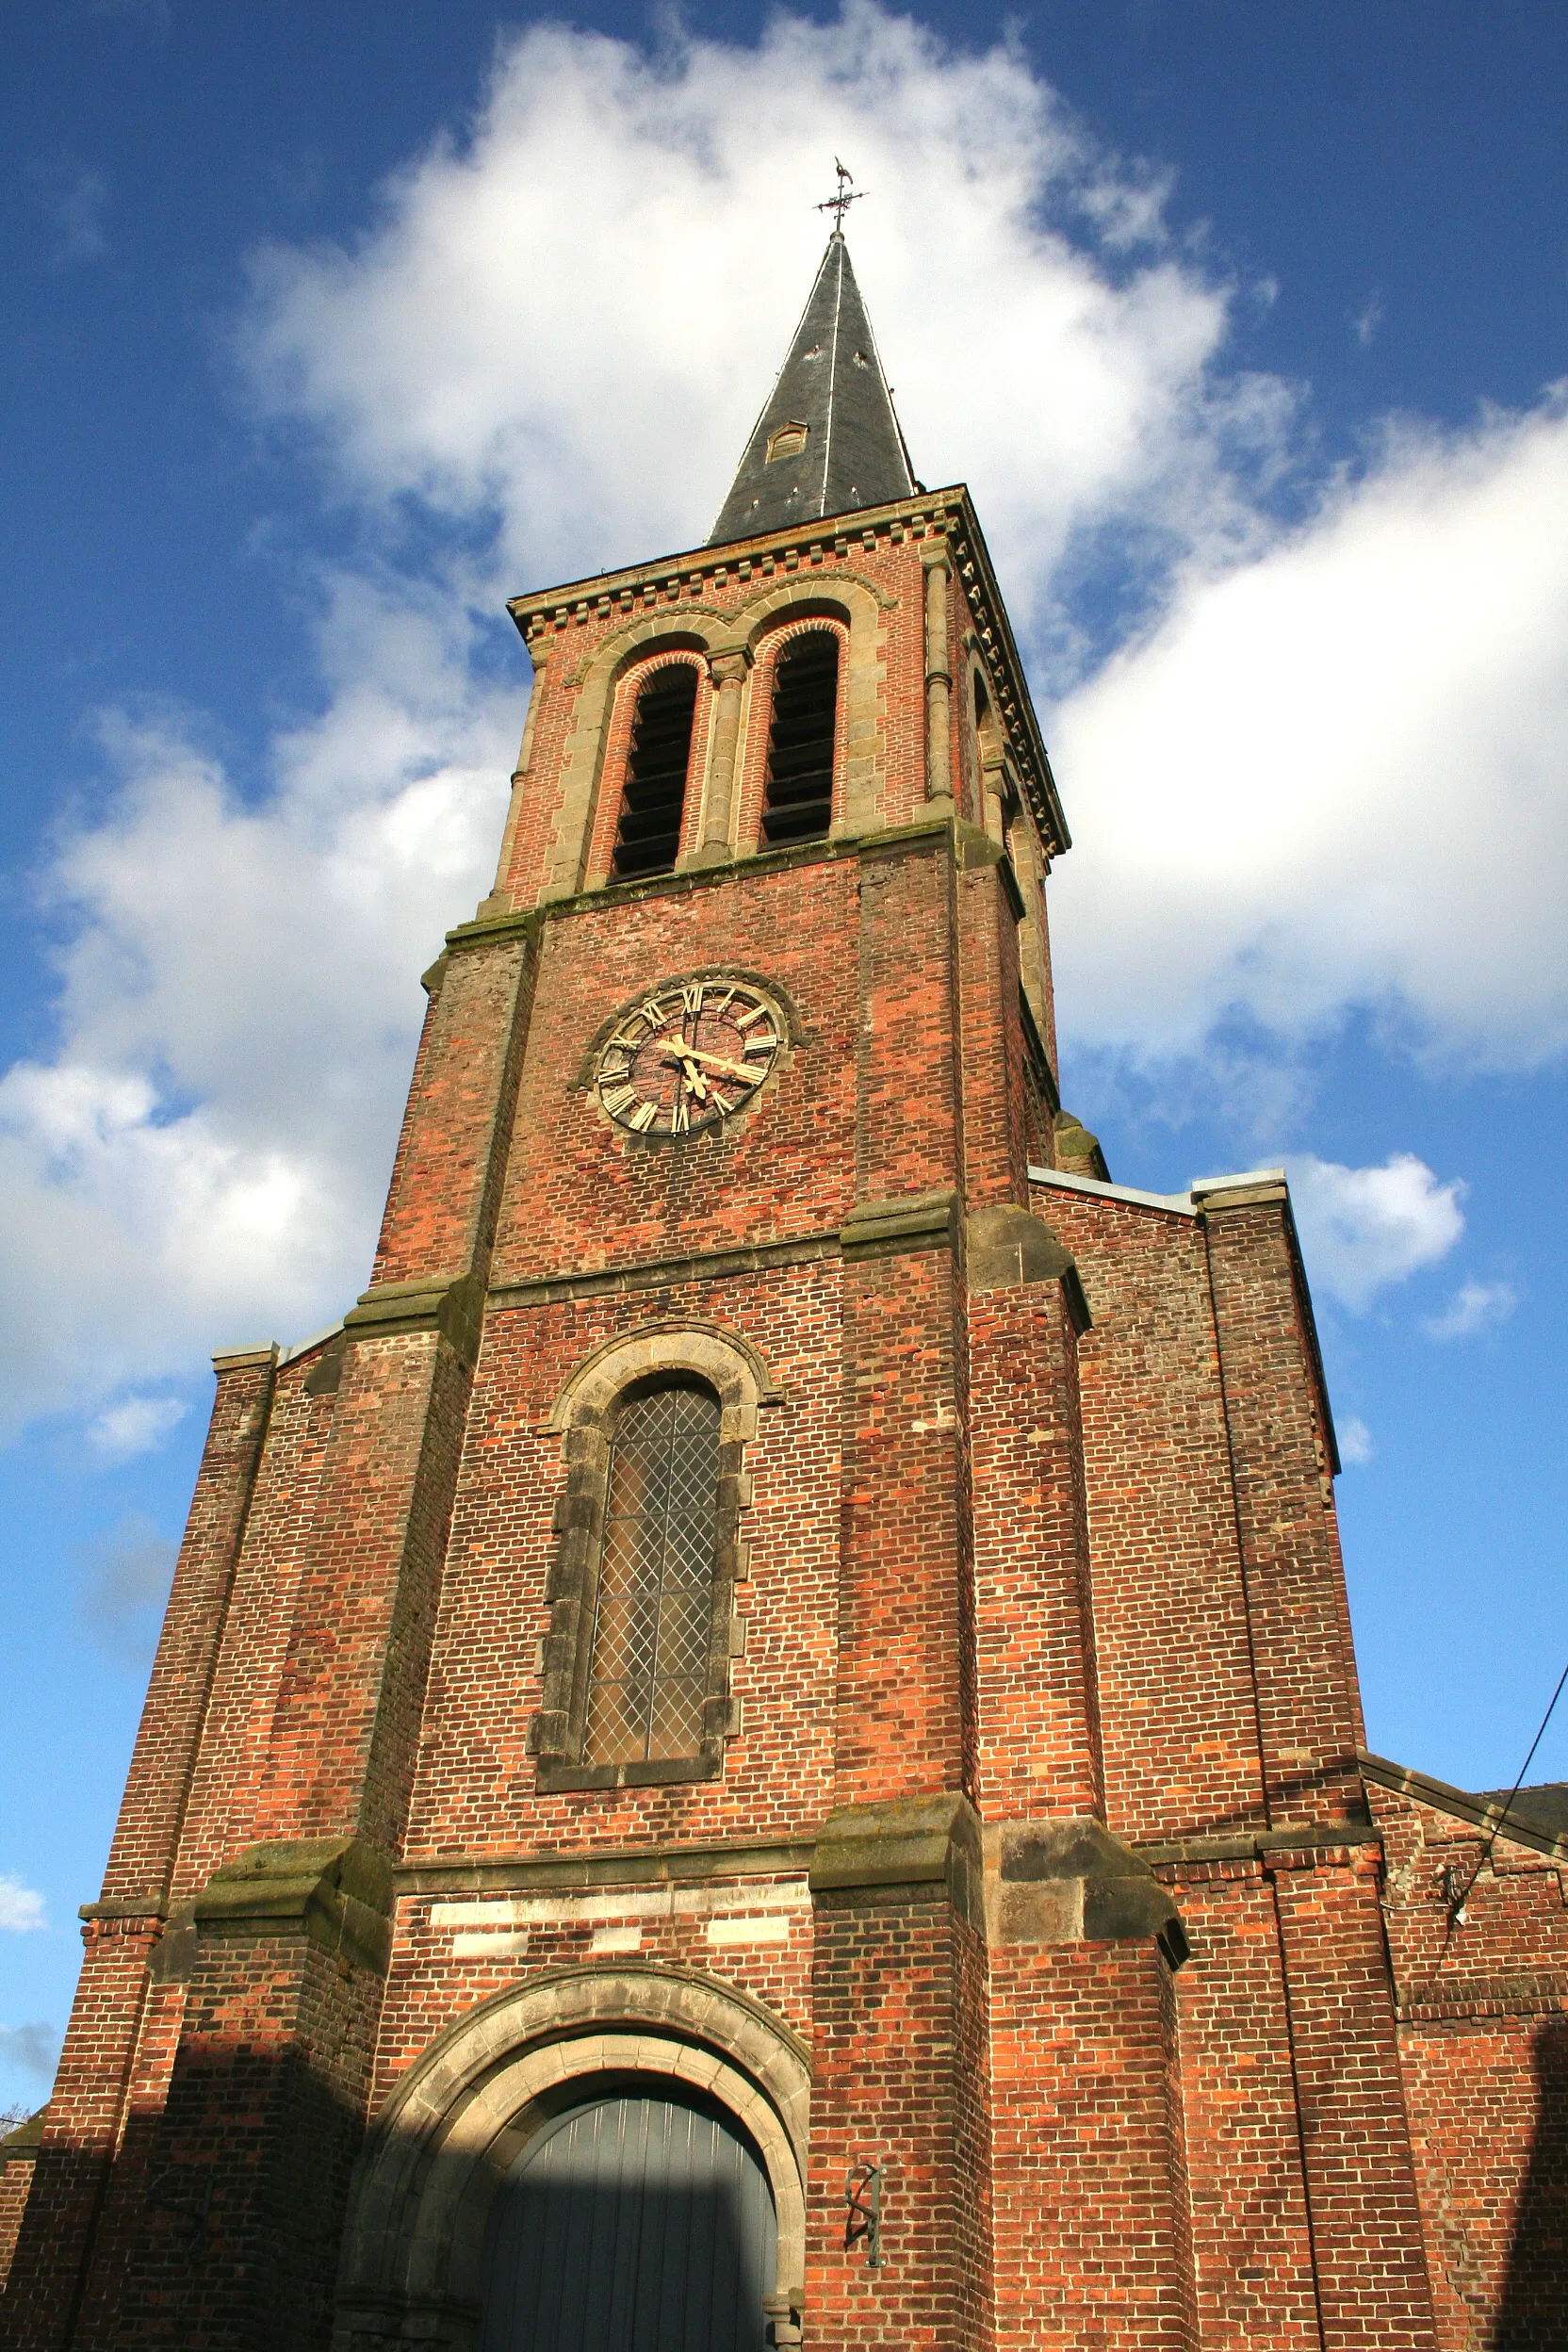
444 815 955 956
1135 1823 1380 1870
505 486 1070 861
396 1834 817 1898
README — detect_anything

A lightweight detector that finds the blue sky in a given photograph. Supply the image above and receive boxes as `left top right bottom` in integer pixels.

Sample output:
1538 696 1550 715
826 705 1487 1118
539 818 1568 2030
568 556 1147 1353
3 0 1566 2113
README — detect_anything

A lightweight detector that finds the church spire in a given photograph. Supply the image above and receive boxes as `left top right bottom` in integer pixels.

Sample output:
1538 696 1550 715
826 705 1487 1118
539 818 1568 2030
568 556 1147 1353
707 232 916 546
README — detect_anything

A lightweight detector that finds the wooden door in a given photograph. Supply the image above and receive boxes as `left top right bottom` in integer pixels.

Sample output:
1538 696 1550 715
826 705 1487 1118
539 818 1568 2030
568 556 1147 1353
479 2086 777 2352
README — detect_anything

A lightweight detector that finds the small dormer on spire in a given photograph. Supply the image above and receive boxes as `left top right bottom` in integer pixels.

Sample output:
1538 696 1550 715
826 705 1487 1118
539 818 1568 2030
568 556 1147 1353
708 224 916 546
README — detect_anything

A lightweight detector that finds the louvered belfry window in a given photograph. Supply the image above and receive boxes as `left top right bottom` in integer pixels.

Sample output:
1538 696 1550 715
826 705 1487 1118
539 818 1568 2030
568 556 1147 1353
761 630 839 846
582 1379 722 1766
612 663 699 880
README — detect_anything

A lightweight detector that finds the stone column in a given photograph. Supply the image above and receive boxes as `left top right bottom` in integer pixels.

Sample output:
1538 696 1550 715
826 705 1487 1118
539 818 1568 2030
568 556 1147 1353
923 546 954 808
687 646 751 866
981 751 1008 845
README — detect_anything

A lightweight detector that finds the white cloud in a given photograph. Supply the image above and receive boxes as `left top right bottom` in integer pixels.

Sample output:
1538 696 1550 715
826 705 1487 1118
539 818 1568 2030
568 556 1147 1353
88 1395 187 1462
1422 1278 1520 1342
0 1877 46 1934
1338 1415 1374 1465
0 2022 60 2088
1050 396 1568 1070
241 6 1283 641
78 1511 178 1664
0 586 511 1434
1351 291 1384 349
1287 1153 1466 1312
27 156 109 266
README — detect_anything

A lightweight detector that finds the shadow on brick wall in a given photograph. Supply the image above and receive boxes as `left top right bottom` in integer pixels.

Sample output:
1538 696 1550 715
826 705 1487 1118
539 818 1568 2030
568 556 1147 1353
1 2042 366 2352
1494 2014 1568 2347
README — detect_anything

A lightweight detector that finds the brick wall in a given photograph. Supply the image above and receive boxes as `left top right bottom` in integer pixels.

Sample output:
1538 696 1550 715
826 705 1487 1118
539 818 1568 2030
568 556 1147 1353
0 2152 36 2295
1371 1778 1568 2348
1041 1187 1269 1845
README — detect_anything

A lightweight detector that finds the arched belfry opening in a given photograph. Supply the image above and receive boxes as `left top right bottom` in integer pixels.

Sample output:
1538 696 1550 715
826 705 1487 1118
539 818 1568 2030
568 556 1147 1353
761 630 839 847
612 662 699 879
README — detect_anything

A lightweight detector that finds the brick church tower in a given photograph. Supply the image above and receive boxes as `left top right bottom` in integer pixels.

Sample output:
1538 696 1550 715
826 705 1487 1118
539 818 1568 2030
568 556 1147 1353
4 230 1565 2352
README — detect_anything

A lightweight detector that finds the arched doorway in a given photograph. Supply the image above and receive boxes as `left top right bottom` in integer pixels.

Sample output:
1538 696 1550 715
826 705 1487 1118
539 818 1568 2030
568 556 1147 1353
478 2082 777 2352
333 1968 809 2352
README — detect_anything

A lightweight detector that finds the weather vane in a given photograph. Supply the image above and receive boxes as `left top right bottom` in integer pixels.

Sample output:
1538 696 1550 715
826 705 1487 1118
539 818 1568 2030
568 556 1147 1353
816 158 866 234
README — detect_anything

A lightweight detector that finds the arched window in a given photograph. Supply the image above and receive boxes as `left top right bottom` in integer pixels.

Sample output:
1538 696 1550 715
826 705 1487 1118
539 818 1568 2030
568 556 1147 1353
761 631 839 847
612 663 699 880
582 1378 721 1767
531 1329 768 1792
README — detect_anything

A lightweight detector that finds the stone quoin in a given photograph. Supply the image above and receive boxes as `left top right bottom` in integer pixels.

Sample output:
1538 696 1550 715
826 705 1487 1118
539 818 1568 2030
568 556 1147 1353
3 226 1564 2352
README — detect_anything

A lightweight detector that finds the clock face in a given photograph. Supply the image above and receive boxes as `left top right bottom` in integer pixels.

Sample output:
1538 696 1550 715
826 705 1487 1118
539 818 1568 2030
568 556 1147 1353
595 977 782 1137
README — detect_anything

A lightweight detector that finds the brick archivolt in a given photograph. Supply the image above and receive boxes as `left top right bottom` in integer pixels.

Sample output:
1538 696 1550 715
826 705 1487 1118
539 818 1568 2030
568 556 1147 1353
580 644 713 887
542 1317 778 1435
531 571 890 899
334 1965 810 2346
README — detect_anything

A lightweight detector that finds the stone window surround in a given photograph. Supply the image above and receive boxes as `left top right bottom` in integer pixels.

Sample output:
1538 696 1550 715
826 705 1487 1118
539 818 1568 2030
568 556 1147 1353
527 1323 775 1794
333 1963 810 2352
582 645 712 890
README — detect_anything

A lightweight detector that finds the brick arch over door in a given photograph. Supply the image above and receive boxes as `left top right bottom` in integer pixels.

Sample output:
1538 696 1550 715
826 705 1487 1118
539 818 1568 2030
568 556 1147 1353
332 1964 810 2352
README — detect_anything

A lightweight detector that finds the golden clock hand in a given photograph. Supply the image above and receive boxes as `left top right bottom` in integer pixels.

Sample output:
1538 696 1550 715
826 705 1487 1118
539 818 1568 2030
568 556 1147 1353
658 1043 710 1101
675 1044 764 1085
656 1036 764 1085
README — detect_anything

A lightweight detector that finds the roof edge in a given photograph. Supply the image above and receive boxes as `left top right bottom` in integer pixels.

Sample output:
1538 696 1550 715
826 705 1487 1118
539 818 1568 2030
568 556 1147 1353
1360 1749 1568 1864
1028 1165 1198 1219
507 483 972 617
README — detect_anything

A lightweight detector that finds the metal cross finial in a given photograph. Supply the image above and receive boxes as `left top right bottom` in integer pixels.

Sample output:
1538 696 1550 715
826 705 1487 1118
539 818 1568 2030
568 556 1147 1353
816 158 866 235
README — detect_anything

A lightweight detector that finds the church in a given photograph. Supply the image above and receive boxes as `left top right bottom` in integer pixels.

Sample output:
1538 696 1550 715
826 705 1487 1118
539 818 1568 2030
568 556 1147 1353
2 222 1564 2352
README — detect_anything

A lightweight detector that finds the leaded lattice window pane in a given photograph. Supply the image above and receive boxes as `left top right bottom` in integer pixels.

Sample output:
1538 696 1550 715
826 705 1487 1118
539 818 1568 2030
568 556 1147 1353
582 1380 721 1766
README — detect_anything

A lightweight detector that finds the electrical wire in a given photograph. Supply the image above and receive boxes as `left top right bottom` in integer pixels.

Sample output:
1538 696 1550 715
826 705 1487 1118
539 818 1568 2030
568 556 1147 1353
1446 1651 1568 1929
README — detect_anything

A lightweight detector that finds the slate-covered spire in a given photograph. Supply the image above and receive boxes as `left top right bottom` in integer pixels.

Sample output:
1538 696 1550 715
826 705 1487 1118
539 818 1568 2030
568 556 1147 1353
708 235 916 546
